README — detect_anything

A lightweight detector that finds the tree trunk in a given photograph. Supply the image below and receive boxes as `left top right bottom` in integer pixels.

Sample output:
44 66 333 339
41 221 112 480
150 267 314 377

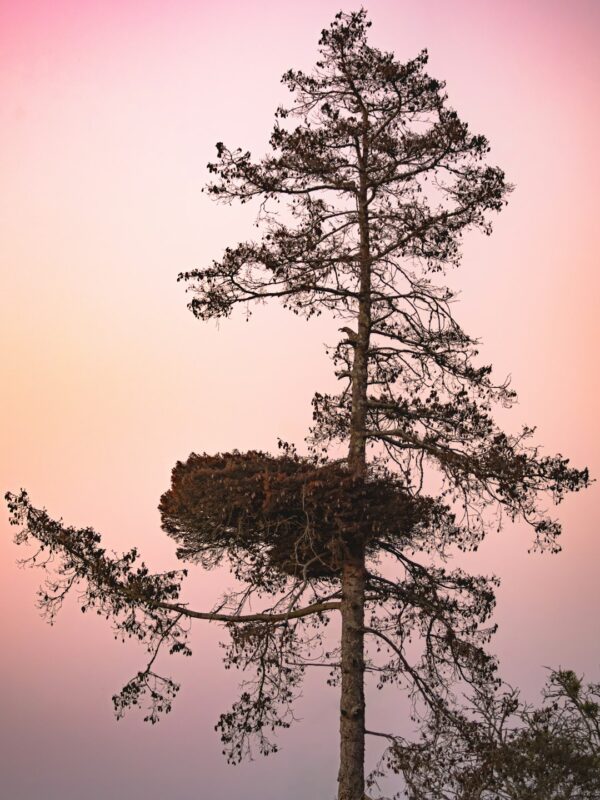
338 546 367 800
338 130 371 799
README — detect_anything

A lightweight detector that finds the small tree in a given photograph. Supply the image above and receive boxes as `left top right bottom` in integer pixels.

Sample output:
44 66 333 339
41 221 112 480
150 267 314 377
386 669 600 799
6 11 589 800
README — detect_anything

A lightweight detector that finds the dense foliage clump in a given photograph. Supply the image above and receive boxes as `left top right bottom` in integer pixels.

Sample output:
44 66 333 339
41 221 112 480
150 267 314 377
160 451 447 579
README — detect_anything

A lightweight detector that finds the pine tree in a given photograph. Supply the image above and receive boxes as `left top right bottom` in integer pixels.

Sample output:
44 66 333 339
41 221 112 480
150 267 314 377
6 11 588 800
389 669 600 799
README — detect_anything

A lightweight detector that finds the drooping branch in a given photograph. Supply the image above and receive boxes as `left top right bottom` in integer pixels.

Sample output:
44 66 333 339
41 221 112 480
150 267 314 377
5 489 340 625
379 670 600 800
4 487 341 734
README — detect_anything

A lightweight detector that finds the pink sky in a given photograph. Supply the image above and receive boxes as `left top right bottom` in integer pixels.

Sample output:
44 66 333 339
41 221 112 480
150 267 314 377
1 1 599 797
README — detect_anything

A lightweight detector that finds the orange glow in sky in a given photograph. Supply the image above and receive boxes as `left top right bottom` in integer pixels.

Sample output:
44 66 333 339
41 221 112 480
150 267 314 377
1 2 599 798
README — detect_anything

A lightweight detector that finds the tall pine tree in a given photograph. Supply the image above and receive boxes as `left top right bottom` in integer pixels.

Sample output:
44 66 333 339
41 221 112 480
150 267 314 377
6 11 589 800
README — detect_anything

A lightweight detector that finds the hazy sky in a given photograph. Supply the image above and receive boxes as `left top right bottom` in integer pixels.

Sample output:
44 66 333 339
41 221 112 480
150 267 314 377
1 1 599 798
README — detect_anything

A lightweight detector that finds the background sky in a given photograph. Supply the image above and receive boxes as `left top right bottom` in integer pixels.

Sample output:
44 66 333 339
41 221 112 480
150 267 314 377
1 1 599 798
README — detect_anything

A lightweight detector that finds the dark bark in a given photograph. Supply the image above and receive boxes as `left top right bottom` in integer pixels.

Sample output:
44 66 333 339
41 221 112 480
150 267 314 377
338 550 367 800
339 127 371 799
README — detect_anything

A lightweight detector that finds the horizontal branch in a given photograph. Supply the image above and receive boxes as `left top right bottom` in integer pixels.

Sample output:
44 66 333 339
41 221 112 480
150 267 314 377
155 599 341 624
365 729 398 741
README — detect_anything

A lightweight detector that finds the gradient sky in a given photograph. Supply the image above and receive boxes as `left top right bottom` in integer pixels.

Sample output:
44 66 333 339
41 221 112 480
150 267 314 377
1 1 599 798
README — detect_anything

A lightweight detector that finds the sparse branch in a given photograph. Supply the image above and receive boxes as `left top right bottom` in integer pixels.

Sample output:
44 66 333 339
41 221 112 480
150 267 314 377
155 599 340 624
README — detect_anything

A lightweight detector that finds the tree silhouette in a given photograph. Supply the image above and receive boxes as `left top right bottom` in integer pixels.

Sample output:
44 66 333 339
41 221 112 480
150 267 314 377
385 669 600 799
5 10 589 800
